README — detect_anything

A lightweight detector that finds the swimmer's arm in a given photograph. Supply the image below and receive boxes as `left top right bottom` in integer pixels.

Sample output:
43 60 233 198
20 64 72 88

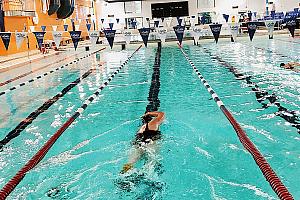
147 111 165 125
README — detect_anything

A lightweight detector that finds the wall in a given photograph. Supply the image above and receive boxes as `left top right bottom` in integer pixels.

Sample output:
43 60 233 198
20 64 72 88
0 0 93 55
97 0 300 22
96 0 198 29
272 0 300 12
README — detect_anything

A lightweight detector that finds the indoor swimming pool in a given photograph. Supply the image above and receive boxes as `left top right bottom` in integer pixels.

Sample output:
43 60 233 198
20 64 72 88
0 35 299 199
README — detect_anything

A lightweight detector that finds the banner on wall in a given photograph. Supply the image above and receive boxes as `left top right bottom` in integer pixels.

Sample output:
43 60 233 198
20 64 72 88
89 31 99 46
52 31 63 47
29 26 35 32
15 31 27 50
69 31 82 50
209 24 222 43
109 23 114 30
158 28 167 43
86 23 91 31
101 19 105 24
138 28 151 47
75 25 80 31
154 20 159 28
190 16 196 27
192 27 202 44
124 30 131 44
286 19 296 37
264 20 275 39
247 22 257 41
0 32 11 50
164 18 172 28
41 25 46 32
64 24 68 31
229 23 239 42
33 31 46 49
104 29 116 49
173 25 185 45
116 18 120 24
223 14 229 23
177 17 183 26
52 25 57 31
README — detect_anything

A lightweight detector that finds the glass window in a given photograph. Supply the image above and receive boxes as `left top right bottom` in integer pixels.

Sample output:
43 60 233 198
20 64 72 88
197 0 214 9
124 1 141 14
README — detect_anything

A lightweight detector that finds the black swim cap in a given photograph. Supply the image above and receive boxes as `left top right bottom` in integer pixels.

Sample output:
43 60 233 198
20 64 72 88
280 63 285 67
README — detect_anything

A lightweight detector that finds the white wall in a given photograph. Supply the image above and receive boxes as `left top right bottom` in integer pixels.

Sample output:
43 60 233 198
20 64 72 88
272 0 300 12
95 0 300 26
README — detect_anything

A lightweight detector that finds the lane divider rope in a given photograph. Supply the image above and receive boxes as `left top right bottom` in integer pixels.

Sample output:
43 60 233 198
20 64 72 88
0 68 96 151
0 45 142 199
146 43 161 113
178 44 294 200
0 48 106 96
199 45 300 134
0 47 106 87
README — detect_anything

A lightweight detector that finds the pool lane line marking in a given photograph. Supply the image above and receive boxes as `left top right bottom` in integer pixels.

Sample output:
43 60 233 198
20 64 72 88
0 48 106 96
0 48 106 87
0 45 142 199
199 45 300 134
146 44 161 113
178 45 294 200
0 68 98 151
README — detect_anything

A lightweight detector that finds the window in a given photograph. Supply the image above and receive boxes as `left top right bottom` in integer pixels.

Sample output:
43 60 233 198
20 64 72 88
151 1 189 18
124 1 141 14
197 0 215 9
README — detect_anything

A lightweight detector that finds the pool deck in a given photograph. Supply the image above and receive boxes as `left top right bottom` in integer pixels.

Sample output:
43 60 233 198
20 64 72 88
0 41 103 87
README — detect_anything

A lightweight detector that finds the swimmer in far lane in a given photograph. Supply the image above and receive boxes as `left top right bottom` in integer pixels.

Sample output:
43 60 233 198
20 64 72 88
121 111 165 174
280 62 300 72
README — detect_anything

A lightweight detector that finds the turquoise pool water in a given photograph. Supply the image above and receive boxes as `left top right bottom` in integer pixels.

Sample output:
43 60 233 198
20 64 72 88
0 35 299 199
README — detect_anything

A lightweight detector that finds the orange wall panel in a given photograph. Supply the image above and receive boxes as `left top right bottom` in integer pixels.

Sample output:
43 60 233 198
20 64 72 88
0 0 92 55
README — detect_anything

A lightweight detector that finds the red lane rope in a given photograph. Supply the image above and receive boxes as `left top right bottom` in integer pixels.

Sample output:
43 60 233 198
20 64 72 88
220 106 294 200
0 45 142 199
178 44 294 200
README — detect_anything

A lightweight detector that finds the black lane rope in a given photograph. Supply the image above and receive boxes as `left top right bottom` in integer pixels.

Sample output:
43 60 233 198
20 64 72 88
0 45 142 199
0 47 106 96
0 68 96 151
145 43 161 113
198 45 300 134
179 45 294 200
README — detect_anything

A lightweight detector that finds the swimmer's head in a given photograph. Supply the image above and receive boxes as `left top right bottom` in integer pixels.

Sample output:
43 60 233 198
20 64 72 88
142 115 153 124
280 63 285 67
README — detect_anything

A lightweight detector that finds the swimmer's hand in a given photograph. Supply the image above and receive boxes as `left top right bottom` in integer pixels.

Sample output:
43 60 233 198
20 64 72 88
121 163 133 174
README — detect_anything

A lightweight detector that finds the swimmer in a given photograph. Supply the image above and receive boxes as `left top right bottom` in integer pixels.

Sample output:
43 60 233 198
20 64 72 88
280 62 300 72
121 111 165 173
